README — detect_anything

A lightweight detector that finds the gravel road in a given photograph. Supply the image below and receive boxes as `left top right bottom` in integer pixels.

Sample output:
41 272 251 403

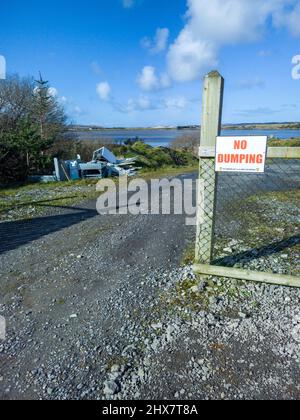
0 167 299 400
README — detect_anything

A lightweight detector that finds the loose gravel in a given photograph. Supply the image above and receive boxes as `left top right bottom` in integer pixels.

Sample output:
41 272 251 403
1 259 299 400
0 171 299 400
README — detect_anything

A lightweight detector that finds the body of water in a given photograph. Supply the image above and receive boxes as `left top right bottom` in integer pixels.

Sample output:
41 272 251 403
74 128 300 148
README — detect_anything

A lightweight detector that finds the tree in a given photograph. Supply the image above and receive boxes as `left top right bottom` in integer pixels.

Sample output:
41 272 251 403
33 73 67 143
171 134 199 154
0 73 68 185
0 75 34 132
0 118 43 183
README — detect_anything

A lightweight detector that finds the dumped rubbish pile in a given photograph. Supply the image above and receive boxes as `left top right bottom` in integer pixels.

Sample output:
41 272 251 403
53 147 139 182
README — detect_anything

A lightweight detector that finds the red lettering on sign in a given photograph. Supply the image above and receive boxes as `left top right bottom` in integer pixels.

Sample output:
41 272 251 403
217 154 264 165
249 154 256 164
234 140 248 150
257 154 263 164
241 140 247 150
230 154 239 163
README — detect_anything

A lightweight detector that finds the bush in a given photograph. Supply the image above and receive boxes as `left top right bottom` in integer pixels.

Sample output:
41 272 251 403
0 150 28 186
171 134 199 154
0 74 68 184
268 137 300 147
124 137 143 146
112 141 198 170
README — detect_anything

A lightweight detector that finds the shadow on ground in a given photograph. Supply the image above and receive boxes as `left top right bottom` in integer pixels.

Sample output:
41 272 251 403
0 204 98 255
213 235 300 267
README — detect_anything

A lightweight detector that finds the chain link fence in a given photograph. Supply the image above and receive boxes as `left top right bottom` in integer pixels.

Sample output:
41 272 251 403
212 158 300 277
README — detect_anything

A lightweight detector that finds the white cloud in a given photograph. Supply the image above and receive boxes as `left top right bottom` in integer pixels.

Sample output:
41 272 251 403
160 73 171 88
34 86 58 97
288 3 300 36
235 106 281 117
91 61 102 76
137 66 158 91
113 94 191 113
74 106 83 116
281 103 297 109
236 78 266 90
122 0 144 8
258 49 272 57
140 37 152 50
154 28 170 53
141 28 170 54
118 95 155 113
168 32 217 82
163 96 188 109
94 78 172 113
137 66 171 91
137 95 152 110
0 55 6 80
54 94 84 117
167 0 300 82
48 87 58 97
274 1 300 36
122 0 134 8
96 82 112 101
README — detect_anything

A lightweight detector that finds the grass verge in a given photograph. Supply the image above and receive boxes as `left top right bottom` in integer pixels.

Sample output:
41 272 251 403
268 137 300 147
0 165 198 221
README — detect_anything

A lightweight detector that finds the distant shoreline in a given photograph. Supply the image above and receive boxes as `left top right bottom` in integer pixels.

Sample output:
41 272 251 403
69 123 300 132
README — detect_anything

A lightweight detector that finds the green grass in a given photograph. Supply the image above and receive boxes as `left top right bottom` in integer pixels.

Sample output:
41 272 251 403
180 188 300 275
181 242 196 266
211 188 300 276
140 164 198 180
0 159 198 221
0 178 98 195
0 178 100 220
268 137 300 147
247 189 300 205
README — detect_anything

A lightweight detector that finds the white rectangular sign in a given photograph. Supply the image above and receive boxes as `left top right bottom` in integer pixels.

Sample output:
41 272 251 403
215 136 268 173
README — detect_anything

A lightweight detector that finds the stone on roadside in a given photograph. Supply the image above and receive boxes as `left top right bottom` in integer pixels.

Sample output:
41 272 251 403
103 380 120 396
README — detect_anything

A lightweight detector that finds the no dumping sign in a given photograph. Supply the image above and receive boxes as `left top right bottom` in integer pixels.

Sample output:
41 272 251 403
215 136 268 173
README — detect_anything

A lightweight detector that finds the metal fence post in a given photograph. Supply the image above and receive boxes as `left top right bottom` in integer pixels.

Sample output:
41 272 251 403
195 71 224 264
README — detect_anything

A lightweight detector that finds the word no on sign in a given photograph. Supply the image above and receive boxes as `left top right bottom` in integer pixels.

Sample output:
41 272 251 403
215 136 268 173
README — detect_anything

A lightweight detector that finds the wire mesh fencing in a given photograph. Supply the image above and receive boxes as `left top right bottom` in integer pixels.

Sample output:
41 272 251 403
212 158 300 277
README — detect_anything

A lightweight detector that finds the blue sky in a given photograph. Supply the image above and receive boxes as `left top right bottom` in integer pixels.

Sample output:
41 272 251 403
0 0 300 126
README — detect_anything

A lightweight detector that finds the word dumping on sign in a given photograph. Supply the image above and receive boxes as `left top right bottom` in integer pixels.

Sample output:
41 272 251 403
215 136 268 173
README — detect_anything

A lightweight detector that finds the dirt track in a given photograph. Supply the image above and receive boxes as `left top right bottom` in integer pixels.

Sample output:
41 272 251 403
0 167 299 400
